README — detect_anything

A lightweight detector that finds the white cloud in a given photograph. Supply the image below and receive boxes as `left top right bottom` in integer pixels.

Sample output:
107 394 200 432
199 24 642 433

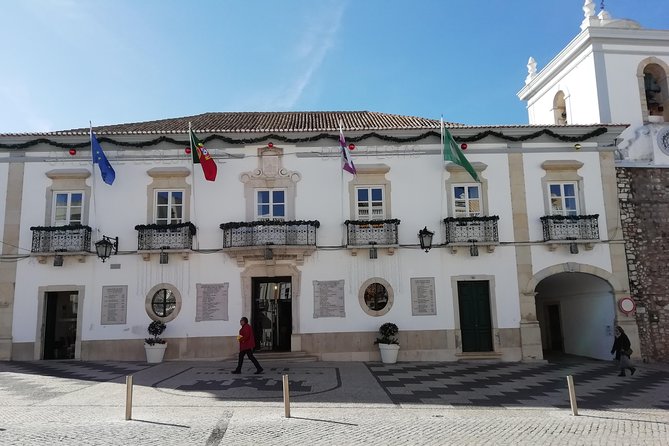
261 0 347 110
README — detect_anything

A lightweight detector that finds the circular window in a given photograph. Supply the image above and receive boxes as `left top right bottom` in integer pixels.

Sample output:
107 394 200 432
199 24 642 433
358 277 394 316
364 283 388 311
145 283 181 322
151 289 177 317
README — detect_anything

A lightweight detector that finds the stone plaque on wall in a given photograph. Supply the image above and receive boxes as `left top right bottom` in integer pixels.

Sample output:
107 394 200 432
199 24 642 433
101 285 128 325
196 283 229 322
313 280 345 318
411 277 436 316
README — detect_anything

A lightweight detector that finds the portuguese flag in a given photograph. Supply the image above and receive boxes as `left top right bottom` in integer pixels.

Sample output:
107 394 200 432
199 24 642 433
189 128 217 181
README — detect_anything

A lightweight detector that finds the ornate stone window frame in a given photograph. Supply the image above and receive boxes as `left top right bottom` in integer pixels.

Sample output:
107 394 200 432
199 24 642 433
145 282 182 323
146 167 191 223
358 277 394 317
444 162 489 217
348 164 391 218
45 169 91 226
540 160 585 215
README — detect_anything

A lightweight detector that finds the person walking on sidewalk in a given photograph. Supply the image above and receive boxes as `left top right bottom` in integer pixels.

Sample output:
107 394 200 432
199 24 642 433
232 317 263 374
611 326 636 377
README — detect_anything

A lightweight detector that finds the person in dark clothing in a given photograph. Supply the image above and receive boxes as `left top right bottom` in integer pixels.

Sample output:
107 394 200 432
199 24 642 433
232 317 263 374
610 326 636 377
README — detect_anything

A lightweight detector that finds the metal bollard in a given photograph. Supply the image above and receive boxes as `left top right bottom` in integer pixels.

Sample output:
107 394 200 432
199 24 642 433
566 375 578 416
282 374 291 418
125 375 133 420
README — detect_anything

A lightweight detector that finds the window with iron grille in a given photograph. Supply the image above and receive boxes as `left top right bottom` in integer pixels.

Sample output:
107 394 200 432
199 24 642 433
356 186 384 220
452 184 481 217
256 189 286 220
53 192 84 226
154 190 184 225
548 183 578 216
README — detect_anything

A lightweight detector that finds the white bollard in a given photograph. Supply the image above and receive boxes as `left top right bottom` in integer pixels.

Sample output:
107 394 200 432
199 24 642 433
282 374 291 418
125 375 133 420
566 375 578 416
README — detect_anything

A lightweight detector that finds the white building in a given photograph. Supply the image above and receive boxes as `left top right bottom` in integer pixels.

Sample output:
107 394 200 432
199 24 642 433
0 111 637 362
518 0 669 361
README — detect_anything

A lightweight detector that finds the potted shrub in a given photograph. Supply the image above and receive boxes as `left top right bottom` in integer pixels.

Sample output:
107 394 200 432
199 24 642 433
144 320 167 363
374 322 400 364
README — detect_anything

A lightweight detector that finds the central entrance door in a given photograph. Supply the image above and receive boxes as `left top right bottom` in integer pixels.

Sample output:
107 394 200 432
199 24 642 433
458 281 493 352
43 291 78 360
252 277 292 352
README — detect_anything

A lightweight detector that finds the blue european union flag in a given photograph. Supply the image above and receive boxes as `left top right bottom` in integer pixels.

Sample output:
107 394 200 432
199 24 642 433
91 131 116 185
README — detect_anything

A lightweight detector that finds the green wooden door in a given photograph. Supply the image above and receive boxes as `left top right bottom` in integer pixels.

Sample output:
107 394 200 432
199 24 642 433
458 281 493 352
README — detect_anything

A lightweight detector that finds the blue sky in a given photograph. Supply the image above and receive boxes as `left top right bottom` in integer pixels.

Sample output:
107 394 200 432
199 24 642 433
1 0 667 133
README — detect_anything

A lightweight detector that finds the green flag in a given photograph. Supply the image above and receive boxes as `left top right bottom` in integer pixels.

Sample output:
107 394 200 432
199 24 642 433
442 122 479 182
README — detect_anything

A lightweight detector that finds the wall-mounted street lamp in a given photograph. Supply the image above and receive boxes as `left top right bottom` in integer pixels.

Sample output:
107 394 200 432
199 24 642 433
418 227 434 253
95 236 118 263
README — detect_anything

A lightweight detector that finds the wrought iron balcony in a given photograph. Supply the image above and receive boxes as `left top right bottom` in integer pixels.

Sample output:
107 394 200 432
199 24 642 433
344 219 400 247
220 220 319 247
540 214 600 243
135 222 196 251
30 225 92 253
443 216 499 254
444 216 500 245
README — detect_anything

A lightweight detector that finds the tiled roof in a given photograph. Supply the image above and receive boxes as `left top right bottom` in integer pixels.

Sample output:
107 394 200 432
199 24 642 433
54 111 450 135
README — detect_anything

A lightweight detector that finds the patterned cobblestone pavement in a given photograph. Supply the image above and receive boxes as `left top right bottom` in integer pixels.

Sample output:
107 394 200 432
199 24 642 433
0 359 667 445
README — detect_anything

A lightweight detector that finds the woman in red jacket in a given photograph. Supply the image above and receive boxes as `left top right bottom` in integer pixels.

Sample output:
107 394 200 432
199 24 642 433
232 317 263 374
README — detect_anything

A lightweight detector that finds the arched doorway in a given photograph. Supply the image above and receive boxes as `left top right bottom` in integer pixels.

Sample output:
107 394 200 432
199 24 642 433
535 272 615 360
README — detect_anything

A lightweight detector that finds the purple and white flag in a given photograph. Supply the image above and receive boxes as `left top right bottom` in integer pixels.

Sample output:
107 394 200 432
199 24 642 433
339 126 356 175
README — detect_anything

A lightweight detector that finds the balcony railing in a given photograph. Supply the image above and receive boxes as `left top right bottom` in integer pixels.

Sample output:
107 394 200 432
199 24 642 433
540 214 599 242
220 220 319 247
135 222 196 250
30 225 92 253
345 219 400 246
444 216 500 245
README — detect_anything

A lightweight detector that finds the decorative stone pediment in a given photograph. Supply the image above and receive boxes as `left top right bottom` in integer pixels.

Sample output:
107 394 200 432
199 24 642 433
240 146 301 184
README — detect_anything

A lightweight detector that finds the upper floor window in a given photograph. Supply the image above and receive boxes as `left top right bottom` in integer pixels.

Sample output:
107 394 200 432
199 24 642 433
356 186 385 220
453 185 481 217
256 189 285 220
548 183 578 216
53 192 83 226
154 190 183 225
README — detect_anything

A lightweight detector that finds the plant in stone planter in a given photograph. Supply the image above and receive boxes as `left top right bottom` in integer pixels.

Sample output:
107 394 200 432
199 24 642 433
144 320 167 363
145 320 167 345
374 322 400 364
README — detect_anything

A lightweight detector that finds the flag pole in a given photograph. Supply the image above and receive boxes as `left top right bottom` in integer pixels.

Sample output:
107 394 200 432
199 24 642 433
189 122 199 250
339 120 346 247
440 116 446 223
90 121 100 241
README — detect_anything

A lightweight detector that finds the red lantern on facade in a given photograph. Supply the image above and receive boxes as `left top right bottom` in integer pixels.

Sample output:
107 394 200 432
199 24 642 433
460 143 468 150
185 147 192 154
268 142 274 148
69 149 76 156
348 143 355 150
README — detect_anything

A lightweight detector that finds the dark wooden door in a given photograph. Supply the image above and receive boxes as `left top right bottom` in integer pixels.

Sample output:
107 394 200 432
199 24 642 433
458 281 493 352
